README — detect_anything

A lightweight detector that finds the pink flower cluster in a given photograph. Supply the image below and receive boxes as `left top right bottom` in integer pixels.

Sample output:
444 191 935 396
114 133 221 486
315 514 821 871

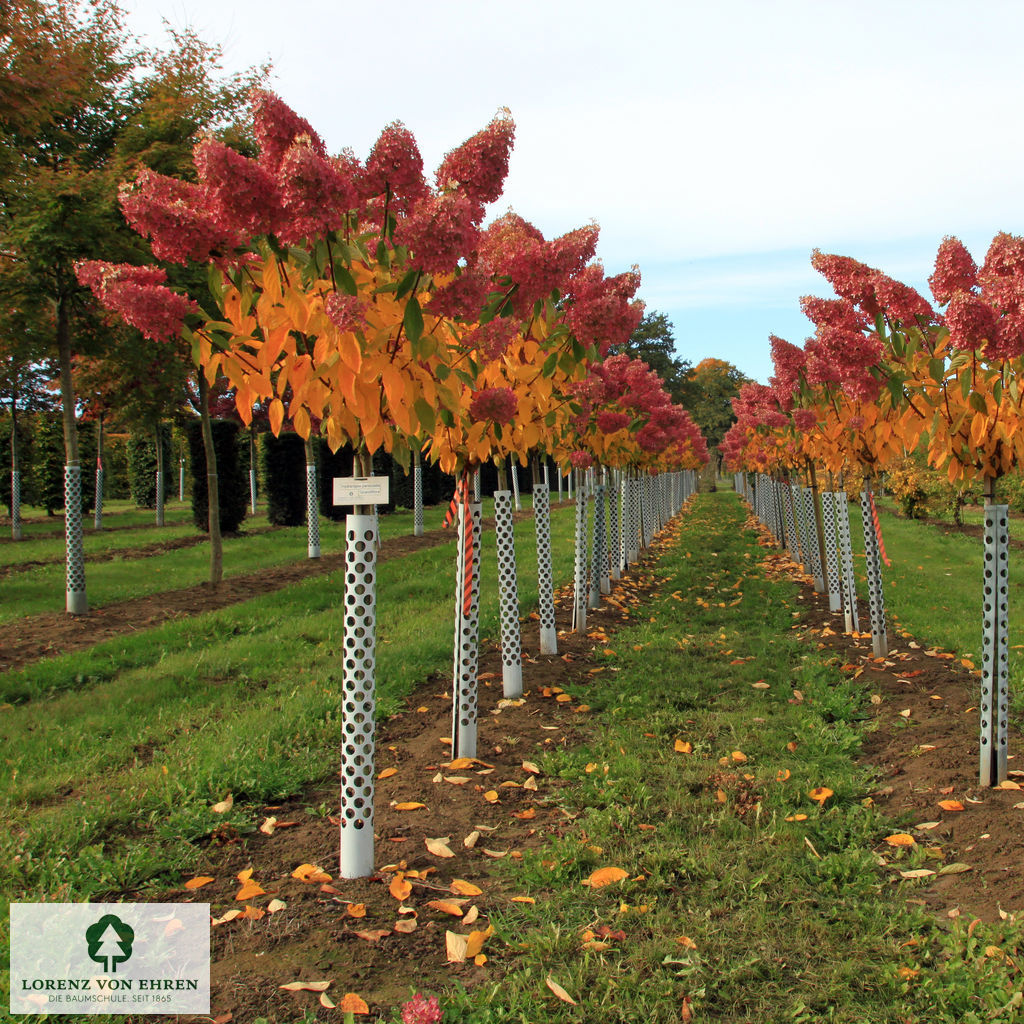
463 317 517 361
250 88 326 171
436 108 515 208
394 192 480 276
468 386 518 425
400 992 442 1024
569 449 594 469
768 335 805 398
564 264 644 355
362 121 427 208
324 292 367 333
277 141 358 243
75 261 198 343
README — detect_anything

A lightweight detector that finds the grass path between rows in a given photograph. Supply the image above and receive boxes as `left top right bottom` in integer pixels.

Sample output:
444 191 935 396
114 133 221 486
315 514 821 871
438 492 1024 1024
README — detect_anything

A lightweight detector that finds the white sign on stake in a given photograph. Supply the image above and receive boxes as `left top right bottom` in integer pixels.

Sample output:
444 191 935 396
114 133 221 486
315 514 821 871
333 476 389 506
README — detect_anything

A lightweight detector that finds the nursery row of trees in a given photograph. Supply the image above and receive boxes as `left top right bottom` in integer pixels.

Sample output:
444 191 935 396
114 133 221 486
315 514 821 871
721 234 1024 788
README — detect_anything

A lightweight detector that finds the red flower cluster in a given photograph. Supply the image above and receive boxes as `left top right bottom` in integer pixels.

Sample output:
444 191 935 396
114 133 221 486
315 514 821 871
569 449 594 469
462 317 517 361
400 993 442 1024
468 386 518 424
250 88 326 172
929 236 978 304
811 249 882 318
195 138 280 238
394 192 480 276
768 334 805 398
596 410 631 433
324 293 367 333
362 120 427 207
564 264 644 355
277 141 358 243
75 261 198 342
435 108 515 209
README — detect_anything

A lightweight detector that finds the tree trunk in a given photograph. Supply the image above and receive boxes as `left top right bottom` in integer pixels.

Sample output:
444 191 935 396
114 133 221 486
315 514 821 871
198 374 223 584
57 293 87 614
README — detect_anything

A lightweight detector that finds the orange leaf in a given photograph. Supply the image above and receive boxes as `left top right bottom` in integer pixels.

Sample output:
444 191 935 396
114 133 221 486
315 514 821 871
675 935 698 949
338 992 369 1014
511 896 536 904
731 750 747 763
393 918 418 933
483 791 499 804
269 398 284 436
545 976 577 1005
451 880 483 897
425 837 455 858
291 863 332 884
353 929 390 943
674 740 692 754
347 904 366 918
938 800 965 812
378 767 398 780
512 808 536 820
586 867 628 889
885 833 917 847
389 875 412 901
235 880 265 901
776 769 791 782
184 876 214 890
426 899 465 917
465 924 494 958
394 802 427 811
808 787 834 805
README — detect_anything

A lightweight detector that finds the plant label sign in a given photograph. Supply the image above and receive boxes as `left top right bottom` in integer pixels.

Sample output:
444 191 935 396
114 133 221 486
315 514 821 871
333 476 389 506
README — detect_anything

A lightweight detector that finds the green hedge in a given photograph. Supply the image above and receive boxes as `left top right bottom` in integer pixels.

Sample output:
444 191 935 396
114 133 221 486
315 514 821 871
127 428 173 509
187 418 248 534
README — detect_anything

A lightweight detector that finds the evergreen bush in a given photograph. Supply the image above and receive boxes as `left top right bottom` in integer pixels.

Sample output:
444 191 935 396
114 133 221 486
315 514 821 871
187 418 247 533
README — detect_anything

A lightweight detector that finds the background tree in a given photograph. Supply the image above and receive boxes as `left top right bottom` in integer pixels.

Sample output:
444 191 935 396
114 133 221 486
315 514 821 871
0 0 262 609
616 311 693 405
683 357 751 461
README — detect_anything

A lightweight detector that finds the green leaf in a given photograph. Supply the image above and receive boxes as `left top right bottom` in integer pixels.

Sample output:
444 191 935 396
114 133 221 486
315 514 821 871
376 239 391 269
993 378 1003 405
413 397 436 433
396 270 419 300
403 296 423 345
541 351 559 377
960 373 973 400
928 357 945 382
969 390 988 414
434 362 450 381
334 266 357 296
206 263 225 302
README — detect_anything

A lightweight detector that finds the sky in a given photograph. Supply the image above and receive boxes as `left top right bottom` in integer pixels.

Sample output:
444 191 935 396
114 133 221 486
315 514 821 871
118 0 1024 384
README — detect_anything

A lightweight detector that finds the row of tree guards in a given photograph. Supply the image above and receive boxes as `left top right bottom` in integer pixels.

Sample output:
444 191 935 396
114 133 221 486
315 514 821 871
723 235 1024 790
340 464 698 878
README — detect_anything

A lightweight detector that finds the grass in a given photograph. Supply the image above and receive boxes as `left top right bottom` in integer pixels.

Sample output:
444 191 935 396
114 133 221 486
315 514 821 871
842 502 1024 693
432 493 1024 1023
0 501 578 906
0 496 546 624
5 489 1022 1022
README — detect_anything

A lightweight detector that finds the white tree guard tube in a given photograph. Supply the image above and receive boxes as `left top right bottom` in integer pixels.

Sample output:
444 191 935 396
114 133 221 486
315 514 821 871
413 451 424 537
494 490 523 698
473 468 481 502
249 468 257 515
451 501 482 758
596 480 611 595
543 461 550 490
65 464 87 615
572 470 588 633
93 463 103 531
802 488 824 592
980 503 1010 786
510 458 521 512
339 514 377 879
156 470 165 527
836 491 859 634
12 469 22 541
533 482 558 654
610 469 622 581
180 458 185 502
821 491 843 613
860 487 888 658
627 472 640 566
307 463 321 559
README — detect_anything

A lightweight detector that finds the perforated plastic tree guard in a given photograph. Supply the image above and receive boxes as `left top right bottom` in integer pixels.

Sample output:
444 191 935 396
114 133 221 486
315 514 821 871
610 470 622 581
307 463 321 559
451 500 482 758
860 486 888 657
494 490 523 697
413 453 424 537
180 459 185 502
532 482 557 654
980 503 1010 786
93 465 103 531
473 468 481 502
802 487 824 591
589 481 608 607
156 470 165 527
821 491 842 613
250 468 257 515
572 469 588 633
65 464 87 614
626 473 640 565
339 514 377 878
836 491 859 633
510 458 521 511
11 469 22 540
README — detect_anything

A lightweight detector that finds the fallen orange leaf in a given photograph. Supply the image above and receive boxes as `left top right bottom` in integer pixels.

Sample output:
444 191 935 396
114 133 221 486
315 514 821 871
885 833 917 847
378 767 398 780
235 880 265 901
451 880 483 896
586 866 629 889
291 864 332 884
184 876 214 890
347 904 366 918
425 837 456 858
353 929 390 943
545 976 577 1005
808 787 834 805
938 800 964 811
483 791 499 803
338 992 369 1014
512 808 536 820
510 896 536 904
674 740 692 754
394 802 427 811
389 875 412 901
426 899 465 917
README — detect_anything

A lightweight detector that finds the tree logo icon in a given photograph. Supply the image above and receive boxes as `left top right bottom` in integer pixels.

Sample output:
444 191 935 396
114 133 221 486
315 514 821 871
85 914 135 972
